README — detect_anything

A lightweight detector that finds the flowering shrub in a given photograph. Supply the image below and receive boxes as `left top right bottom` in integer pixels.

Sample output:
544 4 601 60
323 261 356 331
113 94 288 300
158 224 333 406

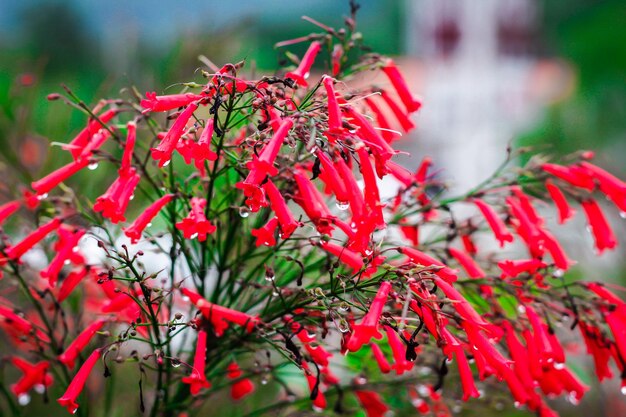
1 6 626 417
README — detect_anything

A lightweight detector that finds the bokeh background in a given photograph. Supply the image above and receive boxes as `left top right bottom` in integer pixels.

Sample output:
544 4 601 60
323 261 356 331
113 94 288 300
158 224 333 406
0 0 625 416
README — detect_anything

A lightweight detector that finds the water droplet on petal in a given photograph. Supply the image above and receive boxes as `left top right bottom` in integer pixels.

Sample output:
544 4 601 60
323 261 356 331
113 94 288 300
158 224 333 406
553 269 564 278
190 233 199 239
554 362 565 370
37 193 48 200
336 201 350 211
170 359 182 368
18 394 31 406
239 207 250 218
146 222 153 228
621 386 626 395
163 160 171 167
34 384 45 394
620 211 626 219
130 194 135 200
64 259 71 265
88 162 99 171
517 305 527 314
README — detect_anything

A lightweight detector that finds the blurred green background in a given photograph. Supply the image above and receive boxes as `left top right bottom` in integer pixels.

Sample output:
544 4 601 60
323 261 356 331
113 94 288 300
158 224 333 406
0 0 625 416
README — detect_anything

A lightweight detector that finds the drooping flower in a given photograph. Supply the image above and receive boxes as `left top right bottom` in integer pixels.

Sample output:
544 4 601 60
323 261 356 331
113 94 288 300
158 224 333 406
5 217 62 261
347 281 392 352
384 325 414 375
453 347 480 401
364 97 396 143
381 59 422 113
322 76 347 141
333 154 366 224
302 362 327 411
140 92 204 113
398 247 458 283
57 267 90 303
151 102 199 167
473 198 514 247
124 194 175 244
0 201 20 226
262 180 300 238
357 146 385 228
10 358 53 400
354 388 390 417
581 199 617 254
57 349 102 414
31 158 91 196
182 330 211 395
380 90 415 133
59 320 106 368
538 229 573 271
344 107 397 173
541 163 595 191
235 169 269 212
580 161 626 212
497 259 547 279
93 168 141 223
40 226 85 287
447 247 491 296
370 343 392 374
293 170 335 234
227 362 255 400
193 118 217 170
120 121 137 175
545 180 575 224
181 288 260 336
250 217 279 247
176 197 216 242
63 108 118 159
246 118 294 177
331 43 343 76
285 41 322 87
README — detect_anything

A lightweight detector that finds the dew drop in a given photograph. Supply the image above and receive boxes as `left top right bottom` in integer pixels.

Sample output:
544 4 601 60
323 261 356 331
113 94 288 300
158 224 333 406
72 246 80 253
130 194 135 200
517 305 527 314
553 269 564 278
336 201 350 211
265 274 275 282
513 401 522 409
339 302 349 312
170 359 182 368
37 193 48 201
417 384 430 397
190 233 199 239
554 362 565 370
239 207 250 218
620 212 626 219
163 160 171 167
621 386 626 395
146 222 153 228
181 295 190 302
336 318 350 333
64 259 71 265
312 406 324 413
34 384 45 394
18 394 31 406
88 162 99 171
260 376 269 385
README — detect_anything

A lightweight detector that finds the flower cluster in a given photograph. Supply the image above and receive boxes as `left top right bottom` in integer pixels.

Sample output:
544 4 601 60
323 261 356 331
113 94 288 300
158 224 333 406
0 7 625 417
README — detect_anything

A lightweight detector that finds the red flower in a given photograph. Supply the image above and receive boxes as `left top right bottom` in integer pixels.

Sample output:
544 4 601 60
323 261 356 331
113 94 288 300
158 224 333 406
545 180 574 224
40 226 85 287
151 102 199 167
31 159 91 196
124 194 175 244
59 320 106 368
581 199 617 254
346 281 392 352
381 59 422 113
344 107 396 173
364 97 395 143
473 198 514 247
0 201 20 226
497 259 547 279
262 180 300 238
227 362 255 400
322 76 347 141
302 362 327 410
357 146 385 228
293 170 335 234
57 268 89 303
580 161 626 212
235 169 269 212
285 41 322 87
370 343 391 374
453 346 480 401
93 168 141 223
79 128 112 160
432 276 494 332
332 154 366 223
380 90 415 133
193 119 218 170
541 163 595 191
182 330 211 395
246 118 294 177
181 288 260 336
10 358 53 399
5 217 62 261
447 247 484 279
384 325 414 375
538 229 572 271
398 247 458 283
250 217 279 247
120 121 137 175
141 92 204 113
354 389 389 417
57 349 102 414
331 44 343 76
176 197 216 242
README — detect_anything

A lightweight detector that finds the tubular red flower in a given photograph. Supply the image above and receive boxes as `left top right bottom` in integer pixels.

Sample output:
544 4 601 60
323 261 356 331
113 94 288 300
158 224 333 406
31 158 91 196
399 220 419 246
344 107 396 173
293 170 335 234
181 288 260 336
315 151 351 204
247 118 294 177
120 121 136 175
354 389 389 417
432 275 495 332
538 229 573 271
452 347 480 401
250 217 279 247
322 76 346 141
541 163 595 191
57 349 102 414
176 197 216 242
93 168 141 223
580 161 626 212
387 161 413 187
193 119 218 170
124 194 175 244
303 362 326 410
5 217 62 261
381 59 422 113
364 96 396 143
333 155 366 223
581 199 617 254
545 180 574 224
262 180 300 238
384 325 414 375
380 90 415 133
10 358 53 399
285 41 322 87
236 169 269 212
460 233 477 255
447 247 484 279
79 128 112 160
63 108 118 158
398 247 458 283
318 241 365 273
227 362 255 400
57 267 89 303
40 226 85 287
497 259 547 279
346 281 392 352
59 320 106 368
0 201 20 226
473 198 514 247
151 101 199 167
505 196 543 255
579 322 613 381
331 44 343 76
141 92 204 113
182 330 211 395
370 343 392 374
357 146 385 228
